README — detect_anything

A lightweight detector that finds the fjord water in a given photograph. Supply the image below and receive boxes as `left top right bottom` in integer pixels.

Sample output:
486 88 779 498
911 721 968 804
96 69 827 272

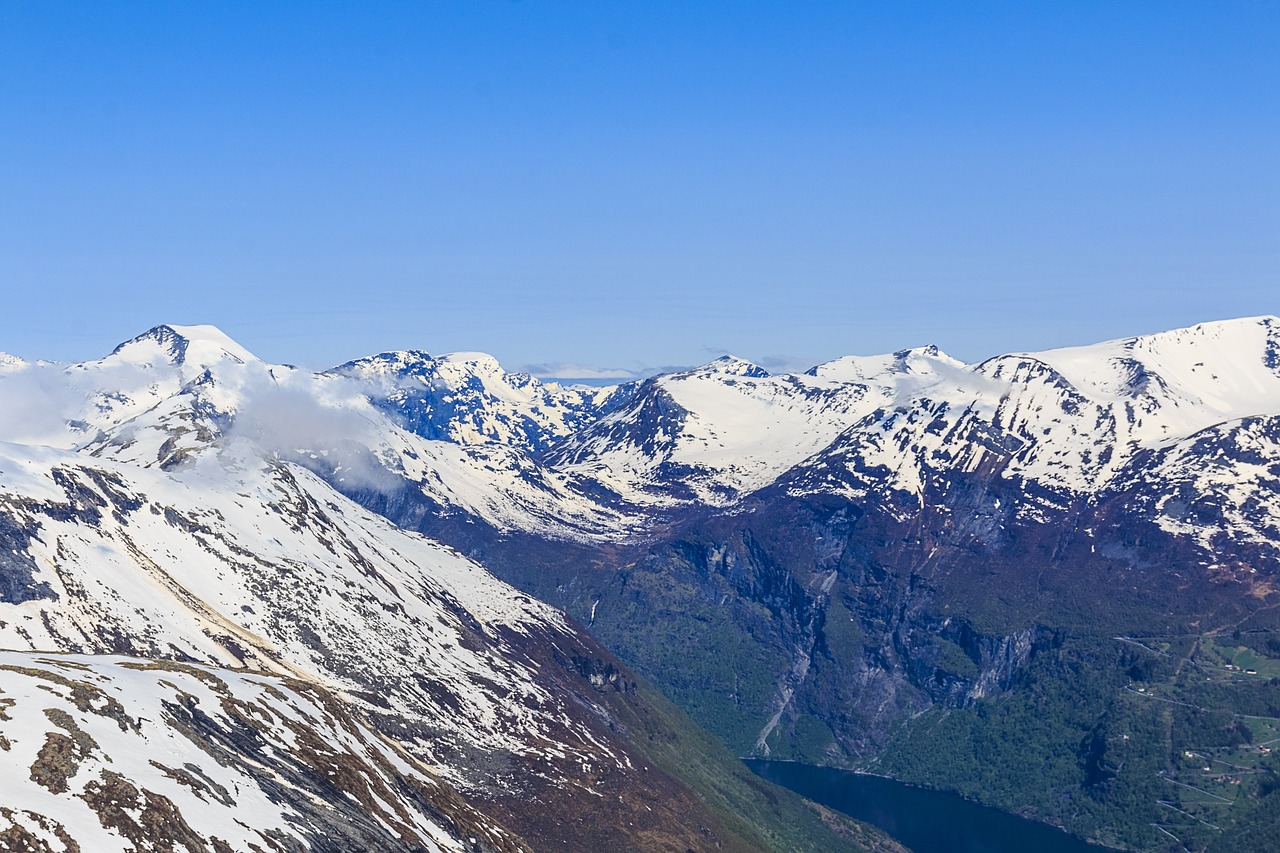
745 760 1116 853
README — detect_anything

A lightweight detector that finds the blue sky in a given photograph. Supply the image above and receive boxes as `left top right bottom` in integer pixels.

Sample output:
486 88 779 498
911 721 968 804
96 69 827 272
2 2 1277 377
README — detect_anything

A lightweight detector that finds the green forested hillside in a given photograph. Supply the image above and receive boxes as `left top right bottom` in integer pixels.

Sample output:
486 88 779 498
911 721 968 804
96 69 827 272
874 633 1280 851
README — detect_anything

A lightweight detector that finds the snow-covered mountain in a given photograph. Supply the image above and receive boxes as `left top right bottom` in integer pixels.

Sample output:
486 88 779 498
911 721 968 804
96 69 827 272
280 315 1280 803
26 318 1277 552
542 354 883 506
0 426 639 850
4 317 1280 851
546 318 1280 564
0 436 592 765
8 317 1279 574
0 325 882 852
334 349 629 453
0 325 638 539
773 317 1280 562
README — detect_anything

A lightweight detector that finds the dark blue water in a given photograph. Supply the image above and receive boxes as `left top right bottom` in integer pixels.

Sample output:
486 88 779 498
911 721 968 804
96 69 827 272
745 760 1120 853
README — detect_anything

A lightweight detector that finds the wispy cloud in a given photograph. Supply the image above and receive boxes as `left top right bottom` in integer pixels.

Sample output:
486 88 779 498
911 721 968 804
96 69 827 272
224 372 408 494
0 359 180 445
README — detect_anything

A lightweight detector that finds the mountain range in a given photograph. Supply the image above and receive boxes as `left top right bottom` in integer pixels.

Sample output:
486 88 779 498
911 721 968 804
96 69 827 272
3 317 1280 851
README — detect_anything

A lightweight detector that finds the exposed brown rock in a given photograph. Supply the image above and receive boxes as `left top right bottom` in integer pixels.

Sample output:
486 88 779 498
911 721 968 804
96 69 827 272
28 708 99 796
80 770 211 853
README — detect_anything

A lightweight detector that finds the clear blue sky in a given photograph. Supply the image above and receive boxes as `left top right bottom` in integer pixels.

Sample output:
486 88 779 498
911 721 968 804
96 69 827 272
2 2 1277 377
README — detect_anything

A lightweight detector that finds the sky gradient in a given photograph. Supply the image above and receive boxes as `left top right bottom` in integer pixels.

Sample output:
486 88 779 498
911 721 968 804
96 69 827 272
2 2 1277 377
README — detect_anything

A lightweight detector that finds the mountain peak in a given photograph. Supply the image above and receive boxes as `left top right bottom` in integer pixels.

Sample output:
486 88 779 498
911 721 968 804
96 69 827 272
331 350 436 377
899 343 944 358
1184 314 1279 333
1017 315 1280 401
108 324 258 368
437 351 506 375
690 355 771 378
806 344 961 382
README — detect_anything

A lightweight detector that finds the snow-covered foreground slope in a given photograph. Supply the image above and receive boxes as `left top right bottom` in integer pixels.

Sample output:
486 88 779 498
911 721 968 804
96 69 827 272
0 439 603 773
0 439 627 848
0 652 516 853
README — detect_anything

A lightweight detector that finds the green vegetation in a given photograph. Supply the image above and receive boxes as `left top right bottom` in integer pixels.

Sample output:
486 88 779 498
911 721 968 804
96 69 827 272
588 555 796 755
934 636 981 679
873 633 1280 852
462 506 1280 852
604 676 905 853
770 713 840 761
1201 633 1280 680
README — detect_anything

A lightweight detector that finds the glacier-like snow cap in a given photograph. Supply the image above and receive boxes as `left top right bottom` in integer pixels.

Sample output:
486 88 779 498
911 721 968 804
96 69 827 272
106 324 259 369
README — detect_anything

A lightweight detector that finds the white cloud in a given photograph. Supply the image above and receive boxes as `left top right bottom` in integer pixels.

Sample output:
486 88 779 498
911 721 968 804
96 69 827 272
224 372 406 494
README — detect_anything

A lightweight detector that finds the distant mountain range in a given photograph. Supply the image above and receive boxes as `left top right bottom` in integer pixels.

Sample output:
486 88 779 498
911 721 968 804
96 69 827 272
3 317 1279 851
